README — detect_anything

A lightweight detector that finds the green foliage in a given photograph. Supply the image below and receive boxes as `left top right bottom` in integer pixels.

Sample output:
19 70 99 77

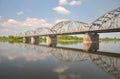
40 37 46 42
58 35 83 41
0 36 23 43
57 35 83 44
100 37 120 41
0 36 8 41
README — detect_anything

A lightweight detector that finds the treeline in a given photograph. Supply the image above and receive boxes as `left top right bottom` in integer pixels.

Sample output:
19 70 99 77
100 37 120 41
0 35 120 43
0 36 23 43
58 35 83 41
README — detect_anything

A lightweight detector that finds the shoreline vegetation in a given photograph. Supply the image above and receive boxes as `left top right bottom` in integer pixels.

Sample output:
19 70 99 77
0 36 23 43
0 35 120 43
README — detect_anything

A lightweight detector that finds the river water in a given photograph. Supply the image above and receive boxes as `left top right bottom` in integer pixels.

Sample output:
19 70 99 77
0 41 120 79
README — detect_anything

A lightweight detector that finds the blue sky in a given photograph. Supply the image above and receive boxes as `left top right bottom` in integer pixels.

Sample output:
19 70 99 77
0 0 120 37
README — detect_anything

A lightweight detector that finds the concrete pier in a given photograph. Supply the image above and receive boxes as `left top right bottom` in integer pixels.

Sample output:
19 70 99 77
31 36 39 44
83 33 99 43
23 37 30 43
83 33 99 51
46 35 57 47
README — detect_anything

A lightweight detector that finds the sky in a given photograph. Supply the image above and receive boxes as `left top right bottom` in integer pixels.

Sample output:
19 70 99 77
0 0 120 37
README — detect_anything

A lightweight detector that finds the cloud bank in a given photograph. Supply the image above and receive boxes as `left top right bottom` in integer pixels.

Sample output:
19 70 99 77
0 17 52 35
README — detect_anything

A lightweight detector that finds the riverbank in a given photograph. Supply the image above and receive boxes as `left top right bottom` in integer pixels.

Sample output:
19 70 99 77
0 35 120 43
100 37 120 41
0 36 23 43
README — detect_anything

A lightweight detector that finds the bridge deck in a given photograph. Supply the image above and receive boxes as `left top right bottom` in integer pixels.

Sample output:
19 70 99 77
24 28 120 37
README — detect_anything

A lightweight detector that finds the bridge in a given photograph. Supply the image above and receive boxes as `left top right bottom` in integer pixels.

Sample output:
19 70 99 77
17 7 120 46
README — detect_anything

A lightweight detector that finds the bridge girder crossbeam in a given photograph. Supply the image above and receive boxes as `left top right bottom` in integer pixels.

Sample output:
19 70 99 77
23 28 120 37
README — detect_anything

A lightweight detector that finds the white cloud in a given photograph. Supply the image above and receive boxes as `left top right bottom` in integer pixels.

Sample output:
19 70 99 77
0 28 17 36
23 17 52 27
17 11 24 15
53 0 82 15
1 19 22 28
58 0 82 6
53 6 70 14
0 17 52 35
59 0 68 5
1 18 52 28
0 29 11 33
0 19 25 35
55 19 68 23
69 0 82 6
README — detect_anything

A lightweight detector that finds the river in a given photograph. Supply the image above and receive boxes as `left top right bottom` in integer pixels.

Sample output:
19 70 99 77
0 41 120 79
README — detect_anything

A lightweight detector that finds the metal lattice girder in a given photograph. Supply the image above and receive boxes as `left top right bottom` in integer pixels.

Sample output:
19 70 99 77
51 21 89 34
21 27 52 37
35 27 52 35
16 32 26 37
90 7 120 30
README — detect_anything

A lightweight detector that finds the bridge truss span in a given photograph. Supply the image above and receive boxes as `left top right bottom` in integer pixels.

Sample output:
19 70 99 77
50 21 90 34
17 7 120 37
19 27 52 37
90 7 120 30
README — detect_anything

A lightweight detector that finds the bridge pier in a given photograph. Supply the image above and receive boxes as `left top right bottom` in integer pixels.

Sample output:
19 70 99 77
83 33 99 43
23 37 30 43
83 33 99 51
46 35 57 47
31 36 39 44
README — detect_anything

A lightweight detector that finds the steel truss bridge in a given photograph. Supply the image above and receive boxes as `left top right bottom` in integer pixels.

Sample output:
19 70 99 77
17 7 120 37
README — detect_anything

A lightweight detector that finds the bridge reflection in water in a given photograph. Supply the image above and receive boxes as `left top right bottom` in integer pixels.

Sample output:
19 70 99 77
15 43 120 79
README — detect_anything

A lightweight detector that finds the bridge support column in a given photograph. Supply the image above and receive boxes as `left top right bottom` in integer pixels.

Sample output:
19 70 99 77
84 33 99 43
83 33 99 51
31 36 39 44
23 37 30 43
46 35 57 47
